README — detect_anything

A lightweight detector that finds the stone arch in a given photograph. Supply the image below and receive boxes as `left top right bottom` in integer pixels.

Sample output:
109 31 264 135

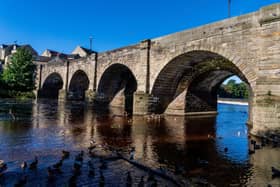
151 50 254 121
68 70 90 100
38 72 64 99
96 63 137 113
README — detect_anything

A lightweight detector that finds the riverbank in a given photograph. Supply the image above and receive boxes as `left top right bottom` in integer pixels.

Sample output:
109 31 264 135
218 98 248 106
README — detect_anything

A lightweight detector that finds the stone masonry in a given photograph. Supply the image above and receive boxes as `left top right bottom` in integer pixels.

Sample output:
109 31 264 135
36 3 280 137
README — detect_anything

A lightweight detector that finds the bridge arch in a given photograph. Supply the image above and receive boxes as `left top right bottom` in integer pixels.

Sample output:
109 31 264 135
68 70 90 100
151 50 254 121
38 72 64 99
96 63 137 113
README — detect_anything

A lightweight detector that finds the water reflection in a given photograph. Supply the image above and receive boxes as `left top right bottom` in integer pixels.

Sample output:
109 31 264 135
0 99 279 186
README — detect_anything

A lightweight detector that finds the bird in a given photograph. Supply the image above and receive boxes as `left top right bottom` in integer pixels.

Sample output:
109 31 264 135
126 172 132 187
20 161 27 170
62 150 70 160
138 176 145 187
14 175 27 187
129 147 135 160
0 160 7 174
29 156 38 170
73 162 82 176
47 167 56 181
53 159 63 169
8 108 16 121
224 147 228 153
75 151 84 162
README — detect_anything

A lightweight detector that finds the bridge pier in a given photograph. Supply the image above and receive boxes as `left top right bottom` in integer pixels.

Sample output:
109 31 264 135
58 89 67 102
133 91 151 115
85 89 96 104
251 95 280 137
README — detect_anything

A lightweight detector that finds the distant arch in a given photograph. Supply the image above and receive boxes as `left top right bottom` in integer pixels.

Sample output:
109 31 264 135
96 63 137 113
68 70 90 100
38 72 63 99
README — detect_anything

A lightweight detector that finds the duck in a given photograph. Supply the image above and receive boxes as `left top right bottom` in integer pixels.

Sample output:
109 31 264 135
224 147 228 153
138 176 145 187
47 167 56 180
73 162 82 176
126 172 132 187
0 160 7 174
53 159 63 169
129 147 135 160
29 156 38 170
20 161 27 170
75 151 84 162
14 175 27 187
99 171 105 187
62 150 70 160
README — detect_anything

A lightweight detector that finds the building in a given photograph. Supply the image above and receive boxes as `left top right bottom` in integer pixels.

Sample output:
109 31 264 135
0 44 38 66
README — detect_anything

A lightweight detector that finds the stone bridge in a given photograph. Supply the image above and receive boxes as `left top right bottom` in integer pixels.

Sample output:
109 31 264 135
36 4 280 137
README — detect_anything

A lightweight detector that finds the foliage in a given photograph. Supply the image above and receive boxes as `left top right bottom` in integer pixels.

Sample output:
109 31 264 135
218 79 249 99
2 48 36 91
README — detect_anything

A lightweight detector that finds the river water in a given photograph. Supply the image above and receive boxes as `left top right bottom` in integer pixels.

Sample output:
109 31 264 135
0 99 279 186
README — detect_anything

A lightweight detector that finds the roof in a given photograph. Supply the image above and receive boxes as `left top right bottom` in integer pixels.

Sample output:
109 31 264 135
80 46 95 55
0 44 38 56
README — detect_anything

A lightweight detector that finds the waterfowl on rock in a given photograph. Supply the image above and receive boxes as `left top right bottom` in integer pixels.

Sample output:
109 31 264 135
62 150 70 160
20 161 27 170
75 151 84 162
53 159 63 169
73 162 82 175
29 156 38 170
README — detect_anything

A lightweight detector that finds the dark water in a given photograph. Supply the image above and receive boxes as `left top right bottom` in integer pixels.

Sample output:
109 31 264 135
0 99 279 186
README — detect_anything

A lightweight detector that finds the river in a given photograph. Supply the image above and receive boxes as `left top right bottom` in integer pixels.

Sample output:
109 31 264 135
0 99 279 186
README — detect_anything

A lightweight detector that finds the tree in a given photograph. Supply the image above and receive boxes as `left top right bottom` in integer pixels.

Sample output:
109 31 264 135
2 48 36 91
218 79 249 99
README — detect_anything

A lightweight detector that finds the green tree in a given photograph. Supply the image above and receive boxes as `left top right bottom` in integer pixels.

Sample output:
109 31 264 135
2 48 36 91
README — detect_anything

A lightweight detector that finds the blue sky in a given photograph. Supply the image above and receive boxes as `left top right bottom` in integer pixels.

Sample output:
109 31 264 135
1 0 279 54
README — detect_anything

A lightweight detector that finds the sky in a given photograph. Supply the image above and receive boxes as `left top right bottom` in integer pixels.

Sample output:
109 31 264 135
1 0 279 83
1 0 279 54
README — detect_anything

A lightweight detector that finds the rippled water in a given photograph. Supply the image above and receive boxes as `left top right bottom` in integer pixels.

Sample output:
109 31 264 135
0 99 279 186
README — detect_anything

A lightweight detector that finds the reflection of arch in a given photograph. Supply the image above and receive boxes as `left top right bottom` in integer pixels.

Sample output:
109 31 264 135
151 50 253 118
68 70 90 100
96 63 137 113
38 72 63 99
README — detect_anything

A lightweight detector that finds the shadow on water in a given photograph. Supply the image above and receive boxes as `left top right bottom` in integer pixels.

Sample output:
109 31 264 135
0 99 279 186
